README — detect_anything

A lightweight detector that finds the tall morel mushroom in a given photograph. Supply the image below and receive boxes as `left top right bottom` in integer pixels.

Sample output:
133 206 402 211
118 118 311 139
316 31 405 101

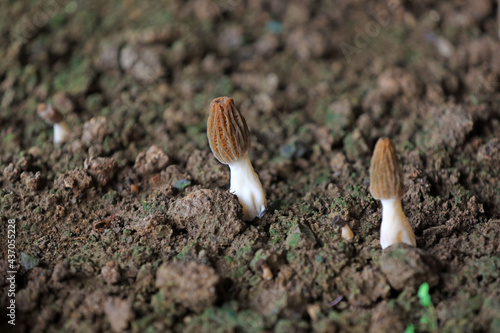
369 137 416 249
207 96 267 221
37 103 71 144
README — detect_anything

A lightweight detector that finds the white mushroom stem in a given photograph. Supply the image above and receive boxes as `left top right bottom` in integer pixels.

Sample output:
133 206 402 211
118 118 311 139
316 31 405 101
53 121 71 144
228 152 266 221
380 198 416 249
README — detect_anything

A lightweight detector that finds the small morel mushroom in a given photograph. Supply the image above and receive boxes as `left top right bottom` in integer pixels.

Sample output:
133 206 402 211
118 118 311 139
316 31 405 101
37 103 70 144
369 137 416 249
257 259 273 280
207 96 267 221
341 225 354 241
332 215 354 241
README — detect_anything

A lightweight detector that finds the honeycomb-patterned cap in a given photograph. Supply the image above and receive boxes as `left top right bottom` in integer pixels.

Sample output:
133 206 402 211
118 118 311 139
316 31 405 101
37 103 63 125
369 137 404 200
207 97 251 164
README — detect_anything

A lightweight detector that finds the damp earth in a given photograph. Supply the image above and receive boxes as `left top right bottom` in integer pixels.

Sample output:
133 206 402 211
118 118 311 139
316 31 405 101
1 1 500 332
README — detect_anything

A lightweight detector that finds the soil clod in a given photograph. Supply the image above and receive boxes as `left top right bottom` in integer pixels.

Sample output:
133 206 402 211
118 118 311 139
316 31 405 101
101 261 122 285
380 243 441 291
134 145 170 175
167 189 244 248
155 261 219 313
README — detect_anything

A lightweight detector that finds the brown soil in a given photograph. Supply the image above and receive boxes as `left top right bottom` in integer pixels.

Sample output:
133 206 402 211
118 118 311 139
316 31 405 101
1 1 500 332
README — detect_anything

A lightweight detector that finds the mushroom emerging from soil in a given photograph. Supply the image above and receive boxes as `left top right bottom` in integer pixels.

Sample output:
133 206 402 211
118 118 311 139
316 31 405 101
332 215 354 241
207 96 267 221
369 138 416 249
341 226 354 241
37 103 71 144
257 259 273 280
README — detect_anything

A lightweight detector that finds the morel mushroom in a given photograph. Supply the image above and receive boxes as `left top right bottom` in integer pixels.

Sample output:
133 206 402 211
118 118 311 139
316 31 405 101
207 96 267 221
37 103 70 144
369 137 416 249
332 215 354 241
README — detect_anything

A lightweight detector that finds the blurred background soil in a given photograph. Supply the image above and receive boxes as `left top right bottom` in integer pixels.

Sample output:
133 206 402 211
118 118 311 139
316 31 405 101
1 0 500 332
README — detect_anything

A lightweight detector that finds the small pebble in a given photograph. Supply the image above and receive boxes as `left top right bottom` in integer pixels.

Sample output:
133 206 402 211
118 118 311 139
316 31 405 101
101 261 121 285
130 183 139 194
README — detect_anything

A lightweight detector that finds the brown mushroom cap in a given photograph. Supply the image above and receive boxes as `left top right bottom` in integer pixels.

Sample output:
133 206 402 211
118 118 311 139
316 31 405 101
38 103 63 125
207 97 251 164
369 137 404 200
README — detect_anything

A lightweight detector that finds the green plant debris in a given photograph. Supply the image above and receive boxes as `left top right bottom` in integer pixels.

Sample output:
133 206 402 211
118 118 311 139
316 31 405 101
173 179 191 190
20 252 40 270
406 282 438 333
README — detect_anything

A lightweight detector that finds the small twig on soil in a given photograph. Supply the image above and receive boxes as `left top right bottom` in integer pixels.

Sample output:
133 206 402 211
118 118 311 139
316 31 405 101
328 296 343 307
93 218 112 232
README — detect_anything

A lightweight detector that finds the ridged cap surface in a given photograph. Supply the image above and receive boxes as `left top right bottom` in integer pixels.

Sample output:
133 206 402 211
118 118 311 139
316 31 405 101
207 97 250 164
38 103 63 124
369 137 404 200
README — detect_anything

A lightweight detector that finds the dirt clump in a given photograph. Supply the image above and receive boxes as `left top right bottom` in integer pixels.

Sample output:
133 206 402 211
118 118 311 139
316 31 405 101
20 171 44 191
167 189 245 248
51 262 71 283
101 261 122 285
84 157 117 186
380 243 441 291
333 265 390 307
134 145 170 175
477 138 500 164
130 213 171 238
155 261 219 312
16 279 47 312
186 149 229 187
104 297 134 333
55 168 93 196
120 44 166 84
81 116 110 145
3 163 21 182
418 104 473 152
369 301 405 333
